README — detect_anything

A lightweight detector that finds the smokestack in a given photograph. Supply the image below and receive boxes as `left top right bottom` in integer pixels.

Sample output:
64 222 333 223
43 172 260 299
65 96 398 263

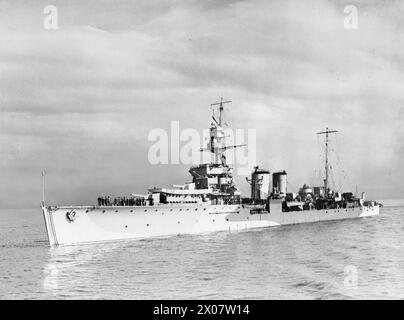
272 171 287 198
250 166 270 201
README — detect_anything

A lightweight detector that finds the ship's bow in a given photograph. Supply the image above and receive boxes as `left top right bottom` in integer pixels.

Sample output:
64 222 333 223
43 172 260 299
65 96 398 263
41 206 58 247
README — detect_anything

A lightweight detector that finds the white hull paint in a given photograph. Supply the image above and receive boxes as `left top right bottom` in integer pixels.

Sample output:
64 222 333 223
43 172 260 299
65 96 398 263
41 204 379 247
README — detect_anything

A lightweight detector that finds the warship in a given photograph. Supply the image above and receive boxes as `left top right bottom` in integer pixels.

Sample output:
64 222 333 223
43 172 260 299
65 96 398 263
41 99 380 246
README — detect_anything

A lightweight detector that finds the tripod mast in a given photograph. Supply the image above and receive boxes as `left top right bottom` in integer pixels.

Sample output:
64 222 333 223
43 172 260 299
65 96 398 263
211 97 232 126
206 98 245 165
316 128 338 196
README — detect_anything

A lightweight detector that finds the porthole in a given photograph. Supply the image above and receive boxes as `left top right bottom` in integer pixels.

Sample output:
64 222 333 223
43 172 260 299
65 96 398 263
130 210 133 213
213 219 215 222
115 210 118 213
125 225 128 228
195 208 198 211
147 224 149 226
85 210 89 213
178 221 180 224
102 210 106 213
144 209 147 212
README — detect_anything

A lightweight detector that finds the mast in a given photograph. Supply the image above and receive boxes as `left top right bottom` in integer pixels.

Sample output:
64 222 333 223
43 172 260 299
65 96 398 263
42 170 45 207
198 98 246 166
211 97 232 126
316 128 338 197
210 98 230 165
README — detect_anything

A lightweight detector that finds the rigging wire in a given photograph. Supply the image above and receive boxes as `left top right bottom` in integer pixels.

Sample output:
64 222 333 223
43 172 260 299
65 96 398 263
328 134 336 191
286 178 298 194
316 134 323 186
334 133 355 193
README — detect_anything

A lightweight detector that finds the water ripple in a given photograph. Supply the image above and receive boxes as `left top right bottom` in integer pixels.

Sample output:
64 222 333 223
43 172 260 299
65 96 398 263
0 206 403 299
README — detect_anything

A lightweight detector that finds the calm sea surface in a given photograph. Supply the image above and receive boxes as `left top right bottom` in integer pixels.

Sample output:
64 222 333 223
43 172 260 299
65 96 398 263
1 200 404 299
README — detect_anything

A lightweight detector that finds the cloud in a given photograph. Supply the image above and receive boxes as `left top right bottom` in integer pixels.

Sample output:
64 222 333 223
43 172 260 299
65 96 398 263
0 0 403 208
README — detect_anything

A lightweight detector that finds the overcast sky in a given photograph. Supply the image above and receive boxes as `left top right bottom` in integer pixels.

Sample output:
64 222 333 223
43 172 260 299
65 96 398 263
0 0 403 208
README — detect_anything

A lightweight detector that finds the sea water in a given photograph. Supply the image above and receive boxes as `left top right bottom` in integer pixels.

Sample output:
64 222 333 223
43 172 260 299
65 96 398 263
0 200 403 299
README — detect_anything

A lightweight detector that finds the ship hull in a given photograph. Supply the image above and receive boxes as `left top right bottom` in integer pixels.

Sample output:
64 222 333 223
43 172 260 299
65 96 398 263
42 204 379 246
